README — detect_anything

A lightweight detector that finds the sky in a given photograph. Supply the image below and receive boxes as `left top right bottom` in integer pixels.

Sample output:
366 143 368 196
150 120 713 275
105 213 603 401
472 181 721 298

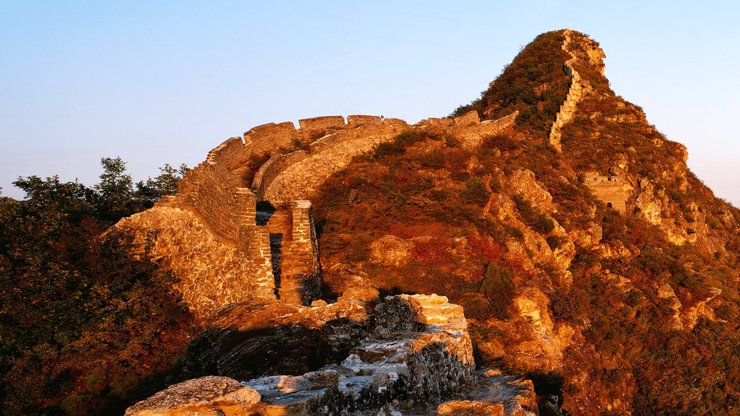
1 1 738 206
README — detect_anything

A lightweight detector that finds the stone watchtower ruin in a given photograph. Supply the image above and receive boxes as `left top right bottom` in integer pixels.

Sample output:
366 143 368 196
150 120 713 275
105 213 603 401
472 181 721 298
152 156 322 310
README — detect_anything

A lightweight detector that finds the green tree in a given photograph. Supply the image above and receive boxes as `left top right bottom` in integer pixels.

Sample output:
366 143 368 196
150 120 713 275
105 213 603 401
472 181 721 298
134 163 189 205
0 157 191 415
95 157 134 219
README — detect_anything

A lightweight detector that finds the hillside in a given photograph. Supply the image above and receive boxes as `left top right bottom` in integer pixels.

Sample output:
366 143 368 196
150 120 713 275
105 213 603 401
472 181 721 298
2 29 737 415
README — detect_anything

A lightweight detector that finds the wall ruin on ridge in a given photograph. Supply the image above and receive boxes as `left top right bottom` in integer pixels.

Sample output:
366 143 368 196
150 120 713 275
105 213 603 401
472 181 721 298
111 111 517 320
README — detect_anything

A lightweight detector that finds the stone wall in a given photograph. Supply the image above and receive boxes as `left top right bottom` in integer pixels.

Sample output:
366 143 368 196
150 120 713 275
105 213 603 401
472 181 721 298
347 114 382 125
177 162 255 244
278 201 321 304
549 29 588 152
261 119 408 201
113 110 524 319
298 115 345 131
110 204 275 321
251 150 310 200
258 201 321 305
583 171 633 213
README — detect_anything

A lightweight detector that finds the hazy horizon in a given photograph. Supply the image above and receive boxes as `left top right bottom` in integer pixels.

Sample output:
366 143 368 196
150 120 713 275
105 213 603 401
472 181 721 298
1 1 738 206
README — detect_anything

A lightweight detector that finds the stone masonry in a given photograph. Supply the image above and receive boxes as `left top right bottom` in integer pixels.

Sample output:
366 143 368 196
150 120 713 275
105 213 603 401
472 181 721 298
111 111 516 321
582 171 633 214
549 29 589 152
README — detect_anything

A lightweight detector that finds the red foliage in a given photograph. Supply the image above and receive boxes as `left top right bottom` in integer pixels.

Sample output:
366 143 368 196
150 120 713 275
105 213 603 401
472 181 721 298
387 221 448 239
411 238 450 264
469 234 502 263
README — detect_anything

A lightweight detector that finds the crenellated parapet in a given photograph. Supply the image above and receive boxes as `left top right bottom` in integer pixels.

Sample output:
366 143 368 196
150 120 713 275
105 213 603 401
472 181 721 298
114 111 516 320
261 118 409 202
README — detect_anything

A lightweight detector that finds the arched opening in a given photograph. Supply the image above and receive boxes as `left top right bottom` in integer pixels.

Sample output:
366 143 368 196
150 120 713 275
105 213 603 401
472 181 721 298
607 202 613 209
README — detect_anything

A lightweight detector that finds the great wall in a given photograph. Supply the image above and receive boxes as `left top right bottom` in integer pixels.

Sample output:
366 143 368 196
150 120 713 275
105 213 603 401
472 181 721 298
111 29 739 416
109 30 638 323
111 111 517 321
548 30 588 152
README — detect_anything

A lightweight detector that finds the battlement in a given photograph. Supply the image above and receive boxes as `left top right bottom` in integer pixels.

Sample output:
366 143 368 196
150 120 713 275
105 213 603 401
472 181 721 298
204 115 399 187
121 111 517 318
299 115 346 131
347 114 382 125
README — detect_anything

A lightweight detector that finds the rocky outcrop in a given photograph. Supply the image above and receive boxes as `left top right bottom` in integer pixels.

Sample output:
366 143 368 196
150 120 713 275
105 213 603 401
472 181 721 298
183 275 378 380
125 376 261 416
246 294 474 414
129 294 538 415
511 288 575 373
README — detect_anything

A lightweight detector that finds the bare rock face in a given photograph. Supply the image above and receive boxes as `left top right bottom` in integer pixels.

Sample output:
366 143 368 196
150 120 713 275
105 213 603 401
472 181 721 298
242 294 475 414
438 369 538 416
510 288 573 372
509 169 555 214
124 376 261 416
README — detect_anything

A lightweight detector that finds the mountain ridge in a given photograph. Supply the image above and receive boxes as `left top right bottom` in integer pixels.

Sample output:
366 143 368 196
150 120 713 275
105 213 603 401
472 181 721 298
118 28 739 415
1 29 736 415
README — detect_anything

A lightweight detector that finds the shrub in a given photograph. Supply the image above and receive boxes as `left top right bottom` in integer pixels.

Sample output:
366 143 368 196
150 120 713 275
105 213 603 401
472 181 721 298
411 238 449 264
483 134 520 152
374 141 406 158
533 213 555 234
479 263 515 319
461 177 490 205
546 235 562 250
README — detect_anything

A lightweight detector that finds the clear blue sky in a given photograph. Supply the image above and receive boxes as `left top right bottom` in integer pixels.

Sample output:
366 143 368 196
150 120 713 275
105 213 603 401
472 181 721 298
1 1 738 205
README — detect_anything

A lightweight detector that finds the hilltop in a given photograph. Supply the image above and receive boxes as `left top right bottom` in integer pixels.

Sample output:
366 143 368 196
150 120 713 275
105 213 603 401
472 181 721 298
1 29 737 415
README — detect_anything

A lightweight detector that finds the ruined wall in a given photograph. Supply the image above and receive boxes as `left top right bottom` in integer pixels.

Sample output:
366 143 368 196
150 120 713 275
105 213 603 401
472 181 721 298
583 171 633 213
415 111 517 150
205 121 300 184
177 162 256 244
278 201 321 304
549 29 588 152
299 115 345 131
347 114 382 125
262 119 409 201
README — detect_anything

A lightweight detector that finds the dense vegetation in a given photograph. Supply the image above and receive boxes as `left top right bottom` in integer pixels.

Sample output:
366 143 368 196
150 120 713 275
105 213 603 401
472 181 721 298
317 29 738 415
1 28 737 416
315 123 738 415
452 30 571 138
0 159 194 415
